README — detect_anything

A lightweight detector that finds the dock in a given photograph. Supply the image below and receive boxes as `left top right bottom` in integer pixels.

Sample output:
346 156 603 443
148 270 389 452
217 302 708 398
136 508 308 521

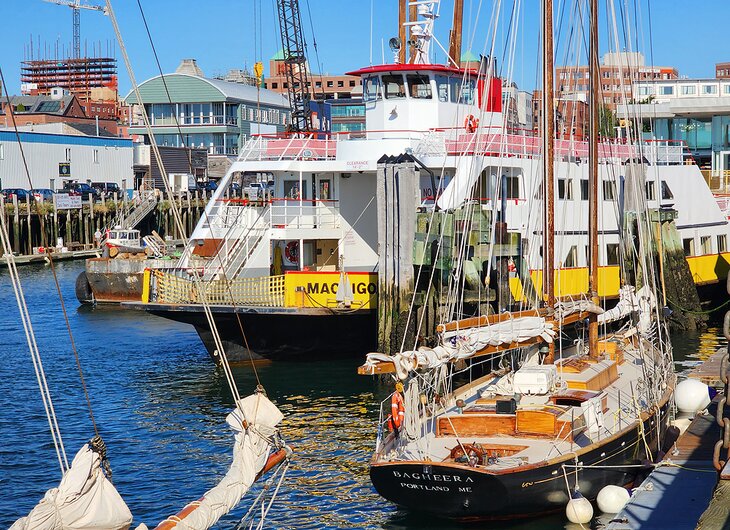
607 350 728 529
0 248 101 267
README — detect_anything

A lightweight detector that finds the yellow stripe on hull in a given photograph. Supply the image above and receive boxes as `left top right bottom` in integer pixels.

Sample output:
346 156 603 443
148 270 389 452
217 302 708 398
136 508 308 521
509 253 730 301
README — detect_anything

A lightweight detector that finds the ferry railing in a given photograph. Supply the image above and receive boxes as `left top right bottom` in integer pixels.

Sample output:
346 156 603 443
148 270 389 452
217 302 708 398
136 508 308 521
270 198 340 229
148 269 286 307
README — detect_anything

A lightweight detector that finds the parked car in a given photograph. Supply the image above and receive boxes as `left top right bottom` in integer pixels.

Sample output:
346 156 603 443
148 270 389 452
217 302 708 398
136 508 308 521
30 188 54 202
59 182 100 200
201 180 218 192
1 188 30 202
91 182 121 197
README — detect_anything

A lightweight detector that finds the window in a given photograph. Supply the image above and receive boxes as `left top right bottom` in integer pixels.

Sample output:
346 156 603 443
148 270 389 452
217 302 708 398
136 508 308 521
0 144 4 160
645 180 655 201
580 180 589 200
382 75 406 99
683 238 695 256
406 74 432 99
681 85 696 95
702 84 718 95
337 80 344 87
93 149 99 164
719 235 727 253
724 85 730 94
661 181 674 200
315 81 322 88
364 76 381 102
435 75 449 102
349 80 355 87
701 236 712 255
505 175 520 199
606 243 619 266
65 148 71 162
659 86 674 96
558 179 573 200
563 246 579 268
271 82 278 89
637 86 650 96
603 180 616 201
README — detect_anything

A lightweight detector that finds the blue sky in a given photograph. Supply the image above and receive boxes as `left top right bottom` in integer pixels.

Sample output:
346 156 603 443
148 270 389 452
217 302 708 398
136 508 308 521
1 0 727 97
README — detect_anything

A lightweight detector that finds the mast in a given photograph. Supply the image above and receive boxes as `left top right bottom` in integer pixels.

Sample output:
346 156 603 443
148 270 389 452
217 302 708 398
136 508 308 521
398 0 407 64
542 0 555 318
448 0 464 67
588 0 599 357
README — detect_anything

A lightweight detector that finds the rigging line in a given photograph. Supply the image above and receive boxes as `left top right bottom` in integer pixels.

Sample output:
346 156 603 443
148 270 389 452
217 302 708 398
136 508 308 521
48 254 99 437
0 207 68 474
0 65 71 473
303 0 326 102
108 2 246 414
132 0 263 387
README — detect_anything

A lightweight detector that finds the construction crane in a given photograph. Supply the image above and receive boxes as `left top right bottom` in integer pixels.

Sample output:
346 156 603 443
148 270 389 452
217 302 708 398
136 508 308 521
42 0 107 60
275 0 313 133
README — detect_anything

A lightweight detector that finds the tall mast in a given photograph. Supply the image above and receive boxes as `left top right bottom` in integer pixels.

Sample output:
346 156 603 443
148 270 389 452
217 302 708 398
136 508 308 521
448 0 464 67
542 0 555 313
398 0 407 64
588 0 599 357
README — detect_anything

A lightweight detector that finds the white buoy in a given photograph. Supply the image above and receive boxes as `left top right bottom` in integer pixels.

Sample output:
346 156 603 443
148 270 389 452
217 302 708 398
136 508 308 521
675 379 713 414
597 485 630 513
566 492 593 524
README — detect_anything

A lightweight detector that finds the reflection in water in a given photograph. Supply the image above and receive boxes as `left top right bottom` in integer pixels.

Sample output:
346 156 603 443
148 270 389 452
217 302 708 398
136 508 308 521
0 261 724 530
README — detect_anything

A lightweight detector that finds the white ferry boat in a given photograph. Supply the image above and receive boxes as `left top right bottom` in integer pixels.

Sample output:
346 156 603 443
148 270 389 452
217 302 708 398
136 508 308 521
133 3 728 362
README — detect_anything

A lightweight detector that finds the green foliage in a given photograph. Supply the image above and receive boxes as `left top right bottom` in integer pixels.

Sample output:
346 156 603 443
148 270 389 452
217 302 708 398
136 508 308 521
599 105 618 138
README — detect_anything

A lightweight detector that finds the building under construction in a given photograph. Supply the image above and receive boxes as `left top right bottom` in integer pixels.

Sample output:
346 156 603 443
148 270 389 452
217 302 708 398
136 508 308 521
21 56 117 99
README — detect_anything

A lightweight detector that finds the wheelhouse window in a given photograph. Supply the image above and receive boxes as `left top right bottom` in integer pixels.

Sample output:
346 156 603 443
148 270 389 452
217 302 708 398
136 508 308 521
558 179 573 200
646 181 656 201
603 180 616 201
435 75 449 102
606 243 619 266
364 76 381 102
580 180 589 200
382 75 406 99
407 74 432 99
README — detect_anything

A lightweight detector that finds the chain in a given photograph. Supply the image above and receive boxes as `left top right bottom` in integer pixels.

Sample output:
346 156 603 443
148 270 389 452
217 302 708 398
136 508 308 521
712 311 730 471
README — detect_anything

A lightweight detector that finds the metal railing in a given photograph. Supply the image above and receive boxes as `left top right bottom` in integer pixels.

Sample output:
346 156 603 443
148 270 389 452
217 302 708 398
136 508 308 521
238 134 338 162
270 199 340 229
149 269 286 307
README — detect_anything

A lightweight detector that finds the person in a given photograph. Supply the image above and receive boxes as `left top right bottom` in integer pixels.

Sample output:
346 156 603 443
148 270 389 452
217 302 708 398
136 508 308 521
94 229 102 248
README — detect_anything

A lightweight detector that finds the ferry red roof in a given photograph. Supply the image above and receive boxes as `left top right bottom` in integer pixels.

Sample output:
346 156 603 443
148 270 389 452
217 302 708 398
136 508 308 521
346 63 477 77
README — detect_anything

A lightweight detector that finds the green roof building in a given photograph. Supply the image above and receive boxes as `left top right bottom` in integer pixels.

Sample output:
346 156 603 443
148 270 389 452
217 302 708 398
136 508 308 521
125 71 290 156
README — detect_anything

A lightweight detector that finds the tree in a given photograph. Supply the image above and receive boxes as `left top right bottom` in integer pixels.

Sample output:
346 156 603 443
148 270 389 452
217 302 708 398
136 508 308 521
598 105 618 138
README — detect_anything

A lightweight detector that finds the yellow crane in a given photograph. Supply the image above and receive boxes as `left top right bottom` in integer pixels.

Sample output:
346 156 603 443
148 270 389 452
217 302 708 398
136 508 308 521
42 0 107 60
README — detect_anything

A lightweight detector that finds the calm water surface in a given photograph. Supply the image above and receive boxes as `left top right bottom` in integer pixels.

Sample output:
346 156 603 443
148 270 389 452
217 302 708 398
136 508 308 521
0 261 724 529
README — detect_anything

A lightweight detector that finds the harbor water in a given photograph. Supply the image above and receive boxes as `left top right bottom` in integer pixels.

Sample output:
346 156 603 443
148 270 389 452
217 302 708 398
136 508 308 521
0 261 725 529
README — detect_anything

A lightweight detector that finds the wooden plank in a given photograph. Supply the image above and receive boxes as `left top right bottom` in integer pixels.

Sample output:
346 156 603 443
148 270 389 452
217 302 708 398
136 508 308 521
515 407 562 437
436 413 516 437
437 309 542 333
688 348 727 388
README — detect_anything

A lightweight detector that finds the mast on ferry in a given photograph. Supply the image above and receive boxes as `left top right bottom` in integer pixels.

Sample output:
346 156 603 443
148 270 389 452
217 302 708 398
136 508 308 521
588 0 600 357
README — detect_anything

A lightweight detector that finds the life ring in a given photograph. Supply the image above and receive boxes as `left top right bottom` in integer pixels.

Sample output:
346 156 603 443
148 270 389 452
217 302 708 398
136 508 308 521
285 241 299 264
449 443 485 466
38 246 45 254
388 391 406 431
464 114 479 133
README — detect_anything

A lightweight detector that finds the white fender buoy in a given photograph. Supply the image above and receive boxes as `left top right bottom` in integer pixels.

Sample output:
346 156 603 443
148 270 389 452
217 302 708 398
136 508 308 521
566 492 593 524
675 379 713 414
597 485 630 513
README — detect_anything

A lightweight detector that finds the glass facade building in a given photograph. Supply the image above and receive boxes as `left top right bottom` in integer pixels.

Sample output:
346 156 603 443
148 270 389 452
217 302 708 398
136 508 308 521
126 74 290 156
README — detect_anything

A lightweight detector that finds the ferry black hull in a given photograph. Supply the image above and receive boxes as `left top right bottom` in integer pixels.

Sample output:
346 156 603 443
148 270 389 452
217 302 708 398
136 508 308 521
137 303 377 362
370 403 670 521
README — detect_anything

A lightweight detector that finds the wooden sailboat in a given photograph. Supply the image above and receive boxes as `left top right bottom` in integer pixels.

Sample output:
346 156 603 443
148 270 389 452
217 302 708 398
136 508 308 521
361 0 676 521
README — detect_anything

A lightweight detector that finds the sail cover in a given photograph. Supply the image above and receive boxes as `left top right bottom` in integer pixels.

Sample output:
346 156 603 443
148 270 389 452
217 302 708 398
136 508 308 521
148 392 285 530
10 444 133 530
366 316 556 379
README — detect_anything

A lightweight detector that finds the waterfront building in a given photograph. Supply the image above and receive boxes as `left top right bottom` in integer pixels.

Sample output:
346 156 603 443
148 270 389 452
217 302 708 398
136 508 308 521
716 62 730 79
125 60 290 156
556 52 678 110
0 128 133 191
502 82 533 132
532 90 588 140
0 90 120 136
617 77 730 171
263 50 362 100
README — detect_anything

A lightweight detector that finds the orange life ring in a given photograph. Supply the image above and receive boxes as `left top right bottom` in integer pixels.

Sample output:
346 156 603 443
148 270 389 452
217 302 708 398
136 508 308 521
285 241 299 264
389 391 405 431
464 114 479 133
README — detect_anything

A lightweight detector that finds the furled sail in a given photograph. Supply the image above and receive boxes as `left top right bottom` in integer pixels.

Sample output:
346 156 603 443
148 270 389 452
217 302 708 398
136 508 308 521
10 444 133 530
366 316 556 379
143 392 286 530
